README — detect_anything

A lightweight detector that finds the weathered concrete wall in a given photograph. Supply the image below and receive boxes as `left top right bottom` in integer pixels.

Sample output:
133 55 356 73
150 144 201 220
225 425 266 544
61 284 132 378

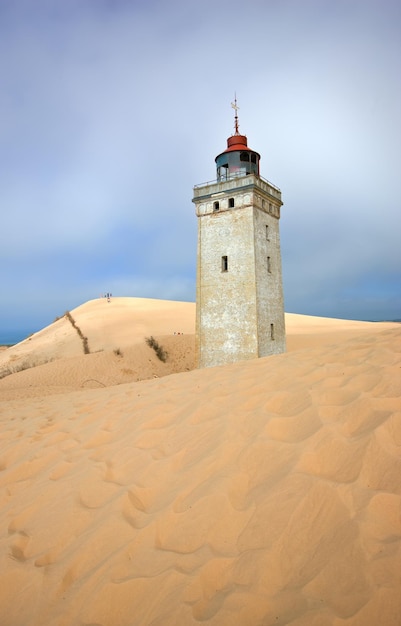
193 176 286 368
196 206 257 368
253 202 286 356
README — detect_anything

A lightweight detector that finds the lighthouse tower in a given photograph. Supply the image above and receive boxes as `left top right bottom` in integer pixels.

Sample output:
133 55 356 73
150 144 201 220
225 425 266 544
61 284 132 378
192 99 286 368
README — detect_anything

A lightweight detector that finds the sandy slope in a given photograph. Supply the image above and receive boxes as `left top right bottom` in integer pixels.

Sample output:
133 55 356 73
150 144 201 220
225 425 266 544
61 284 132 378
0 299 400 625
0 298 196 400
0 297 195 363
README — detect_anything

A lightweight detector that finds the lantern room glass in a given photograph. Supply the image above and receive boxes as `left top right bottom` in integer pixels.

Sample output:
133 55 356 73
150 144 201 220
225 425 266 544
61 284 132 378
216 151 259 181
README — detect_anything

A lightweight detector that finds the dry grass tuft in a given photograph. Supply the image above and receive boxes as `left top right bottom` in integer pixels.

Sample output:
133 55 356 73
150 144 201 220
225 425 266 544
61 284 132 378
145 336 168 362
64 311 90 354
0 357 53 380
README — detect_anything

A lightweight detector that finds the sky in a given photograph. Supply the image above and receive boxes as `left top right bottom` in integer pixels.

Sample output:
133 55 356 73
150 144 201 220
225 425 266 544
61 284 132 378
1 0 400 335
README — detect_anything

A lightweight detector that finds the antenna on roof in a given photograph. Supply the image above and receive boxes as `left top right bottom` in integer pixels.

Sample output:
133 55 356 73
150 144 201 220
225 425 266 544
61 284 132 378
231 93 240 135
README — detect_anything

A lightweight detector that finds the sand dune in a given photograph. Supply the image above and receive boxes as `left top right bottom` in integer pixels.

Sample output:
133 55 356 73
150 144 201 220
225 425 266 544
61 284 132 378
0 298 196 400
0 299 400 625
0 297 195 363
0 297 394 399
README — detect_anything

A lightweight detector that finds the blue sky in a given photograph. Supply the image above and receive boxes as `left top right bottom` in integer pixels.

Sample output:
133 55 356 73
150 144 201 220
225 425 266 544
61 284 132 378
1 0 400 333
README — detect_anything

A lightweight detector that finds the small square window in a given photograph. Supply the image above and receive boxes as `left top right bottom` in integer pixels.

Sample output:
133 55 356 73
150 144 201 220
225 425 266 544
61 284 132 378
213 201 220 211
229 197 235 208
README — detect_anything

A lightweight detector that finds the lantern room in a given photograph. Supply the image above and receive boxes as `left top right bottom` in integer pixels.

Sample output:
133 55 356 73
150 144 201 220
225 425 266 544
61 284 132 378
215 133 260 181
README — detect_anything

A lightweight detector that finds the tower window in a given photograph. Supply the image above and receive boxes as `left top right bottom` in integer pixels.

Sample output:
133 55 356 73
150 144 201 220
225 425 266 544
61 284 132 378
251 153 257 164
228 197 235 208
267 256 271 273
240 152 250 162
213 201 220 211
270 324 275 340
221 256 228 272
266 225 269 240
217 165 228 181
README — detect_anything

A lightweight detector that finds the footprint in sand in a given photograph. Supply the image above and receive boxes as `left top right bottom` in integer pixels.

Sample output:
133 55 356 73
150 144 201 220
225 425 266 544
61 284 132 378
9 530 31 562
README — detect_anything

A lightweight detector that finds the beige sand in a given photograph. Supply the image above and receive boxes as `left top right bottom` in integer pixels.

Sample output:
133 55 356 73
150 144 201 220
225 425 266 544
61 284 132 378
0 298 400 625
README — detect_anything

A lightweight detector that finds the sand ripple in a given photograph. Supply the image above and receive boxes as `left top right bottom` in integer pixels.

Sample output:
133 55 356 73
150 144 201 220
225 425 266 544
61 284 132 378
0 322 400 625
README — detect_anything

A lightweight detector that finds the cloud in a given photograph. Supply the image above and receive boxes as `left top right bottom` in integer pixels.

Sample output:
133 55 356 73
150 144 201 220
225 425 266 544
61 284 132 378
0 0 400 334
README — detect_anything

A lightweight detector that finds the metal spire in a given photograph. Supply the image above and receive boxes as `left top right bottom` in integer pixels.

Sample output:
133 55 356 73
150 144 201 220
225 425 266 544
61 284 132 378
231 94 240 135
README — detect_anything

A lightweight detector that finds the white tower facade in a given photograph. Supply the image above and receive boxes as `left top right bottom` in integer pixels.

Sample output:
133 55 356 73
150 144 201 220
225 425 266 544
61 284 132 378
192 103 286 368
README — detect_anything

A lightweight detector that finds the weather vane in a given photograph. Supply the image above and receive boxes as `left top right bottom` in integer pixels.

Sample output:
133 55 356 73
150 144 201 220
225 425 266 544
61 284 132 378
231 93 240 134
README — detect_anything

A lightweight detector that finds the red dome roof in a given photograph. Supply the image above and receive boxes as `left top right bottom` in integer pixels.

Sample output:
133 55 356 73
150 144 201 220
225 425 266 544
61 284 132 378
224 134 251 152
215 133 261 162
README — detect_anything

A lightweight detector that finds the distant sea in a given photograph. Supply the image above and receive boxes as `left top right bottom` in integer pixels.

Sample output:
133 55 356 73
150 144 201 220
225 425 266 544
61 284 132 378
0 330 35 346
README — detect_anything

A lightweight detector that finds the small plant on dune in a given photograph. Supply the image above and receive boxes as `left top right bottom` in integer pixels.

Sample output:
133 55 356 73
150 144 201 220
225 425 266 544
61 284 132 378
64 311 90 355
113 348 123 357
145 336 168 362
0 366 13 380
0 360 31 379
0 357 53 380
